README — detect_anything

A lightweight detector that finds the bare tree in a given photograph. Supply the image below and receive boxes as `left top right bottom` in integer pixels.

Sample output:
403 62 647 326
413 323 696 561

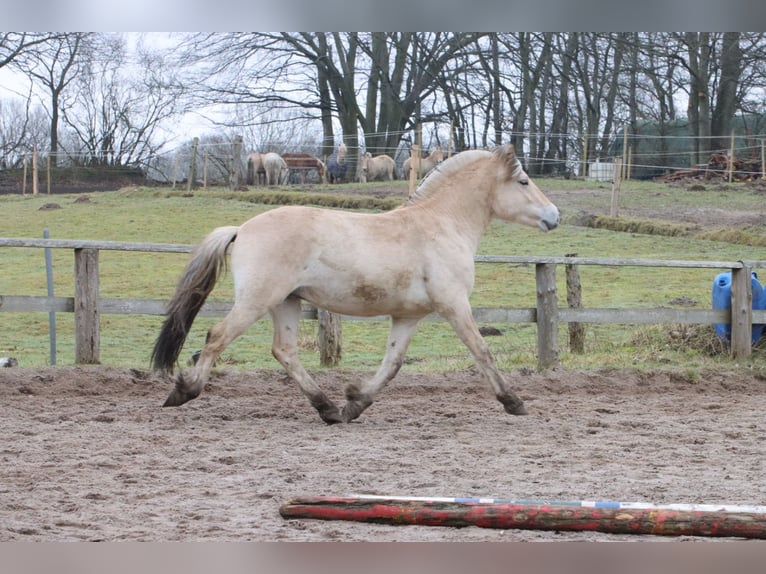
0 97 48 168
153 32 766 181
12 32 92 164
173 32 485 172
0 32 57 70
60 33 181 167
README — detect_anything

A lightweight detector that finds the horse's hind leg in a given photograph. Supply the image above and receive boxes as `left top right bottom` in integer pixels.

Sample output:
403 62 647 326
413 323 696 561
342 316 421 422
270 298 343 425
163 303 264 407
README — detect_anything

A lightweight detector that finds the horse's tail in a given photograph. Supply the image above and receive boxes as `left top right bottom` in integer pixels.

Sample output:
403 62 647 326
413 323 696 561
151 226 239 373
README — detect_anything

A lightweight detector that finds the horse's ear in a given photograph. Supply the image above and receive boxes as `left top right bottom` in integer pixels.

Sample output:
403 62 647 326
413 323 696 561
495 144 518 179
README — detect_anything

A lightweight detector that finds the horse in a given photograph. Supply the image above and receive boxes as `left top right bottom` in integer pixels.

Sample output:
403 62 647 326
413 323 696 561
359 152 396 183
262 152 288 186
282 153 327 184
402 146 444 180
151 144 559 425
326 143 347 183
246 152 265 186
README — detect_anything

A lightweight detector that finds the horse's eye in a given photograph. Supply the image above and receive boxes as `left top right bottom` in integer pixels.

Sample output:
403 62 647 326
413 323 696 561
520 179 529 186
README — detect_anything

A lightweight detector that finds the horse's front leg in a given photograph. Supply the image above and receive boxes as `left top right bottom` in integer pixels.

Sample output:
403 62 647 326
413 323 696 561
441 301 527 416
271 299 343 425
342 316 422 422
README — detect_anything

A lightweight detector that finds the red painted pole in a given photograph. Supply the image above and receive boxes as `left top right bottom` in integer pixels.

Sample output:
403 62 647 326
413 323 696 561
279 496 766 540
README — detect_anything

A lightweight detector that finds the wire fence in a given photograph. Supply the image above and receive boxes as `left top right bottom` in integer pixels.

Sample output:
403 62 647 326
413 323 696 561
2 128 765 194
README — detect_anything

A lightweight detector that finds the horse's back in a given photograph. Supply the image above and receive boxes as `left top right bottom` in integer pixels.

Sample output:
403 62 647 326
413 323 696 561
236 205 423 258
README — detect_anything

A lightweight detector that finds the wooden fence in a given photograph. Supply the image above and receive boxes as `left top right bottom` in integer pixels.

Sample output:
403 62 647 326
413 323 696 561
2 237 766 367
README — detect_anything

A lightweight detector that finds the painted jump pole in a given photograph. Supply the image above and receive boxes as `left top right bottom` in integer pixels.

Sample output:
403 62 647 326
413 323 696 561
279 495 766 540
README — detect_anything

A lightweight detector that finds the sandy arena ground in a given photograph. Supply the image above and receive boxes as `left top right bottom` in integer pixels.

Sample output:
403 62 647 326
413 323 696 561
2 364 765 542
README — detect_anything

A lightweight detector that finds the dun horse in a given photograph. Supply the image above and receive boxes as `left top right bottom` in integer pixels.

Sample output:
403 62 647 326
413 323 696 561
402 146 444 179
359 152 396 182
152 144 559 424
246 152 265 186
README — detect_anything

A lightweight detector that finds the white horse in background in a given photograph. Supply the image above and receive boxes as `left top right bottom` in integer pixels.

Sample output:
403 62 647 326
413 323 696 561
262 152 289 186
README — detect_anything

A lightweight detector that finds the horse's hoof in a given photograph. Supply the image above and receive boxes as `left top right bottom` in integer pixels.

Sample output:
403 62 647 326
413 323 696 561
498 395 528 416
162 387 199 407
310 396 343 425
319 408 344 425
341 399 372 423
508 403 528 416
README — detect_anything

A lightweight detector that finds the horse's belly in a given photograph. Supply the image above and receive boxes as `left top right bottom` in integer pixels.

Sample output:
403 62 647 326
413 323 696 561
293 282 432 317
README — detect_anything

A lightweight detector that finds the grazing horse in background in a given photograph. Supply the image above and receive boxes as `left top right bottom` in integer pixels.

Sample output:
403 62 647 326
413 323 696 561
359 152 396 183
246 152 265 186
262 152 288 186
282 153 327 184
402 146 444 180
151 144 559 425
326 143 347 183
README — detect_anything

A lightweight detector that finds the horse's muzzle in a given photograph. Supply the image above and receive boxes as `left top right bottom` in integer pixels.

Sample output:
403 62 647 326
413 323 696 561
539 205 560 231
542 218 559 231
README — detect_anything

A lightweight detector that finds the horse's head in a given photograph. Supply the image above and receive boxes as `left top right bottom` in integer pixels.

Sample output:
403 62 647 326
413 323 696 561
491 144 559 232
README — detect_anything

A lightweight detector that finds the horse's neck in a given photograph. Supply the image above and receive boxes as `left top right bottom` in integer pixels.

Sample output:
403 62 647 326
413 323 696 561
406 177 493 249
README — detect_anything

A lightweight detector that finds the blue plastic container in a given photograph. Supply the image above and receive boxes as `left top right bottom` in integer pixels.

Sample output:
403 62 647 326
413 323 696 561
711 271 765 345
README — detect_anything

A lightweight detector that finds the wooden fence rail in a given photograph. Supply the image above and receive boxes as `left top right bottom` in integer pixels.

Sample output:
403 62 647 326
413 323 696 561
2 237 766 367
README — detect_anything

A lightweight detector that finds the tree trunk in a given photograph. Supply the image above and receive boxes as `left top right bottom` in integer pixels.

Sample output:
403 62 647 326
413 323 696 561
711 32 742 151
686 32 712 164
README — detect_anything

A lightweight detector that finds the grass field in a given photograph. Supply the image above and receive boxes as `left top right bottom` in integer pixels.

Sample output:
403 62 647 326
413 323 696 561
2 178 765 373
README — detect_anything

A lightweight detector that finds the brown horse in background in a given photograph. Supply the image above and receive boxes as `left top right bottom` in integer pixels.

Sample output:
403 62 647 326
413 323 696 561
282 153 327 184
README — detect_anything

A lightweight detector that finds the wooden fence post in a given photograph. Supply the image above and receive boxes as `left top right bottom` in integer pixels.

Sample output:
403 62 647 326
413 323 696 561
46 154 52 195
317 309 342 367
610 158 622 217
171 152 180 189
730 265 752 359
203 150 209 188
230 135 243 190
408 143 420 198
565 254 585 354
621 126 628 179
32 144 39 196
535 263 559 369
74 248 100 364
187 137 199 191
22 154 28 195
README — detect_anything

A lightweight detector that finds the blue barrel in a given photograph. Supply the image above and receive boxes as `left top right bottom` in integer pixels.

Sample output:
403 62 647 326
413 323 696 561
711 271 765 345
